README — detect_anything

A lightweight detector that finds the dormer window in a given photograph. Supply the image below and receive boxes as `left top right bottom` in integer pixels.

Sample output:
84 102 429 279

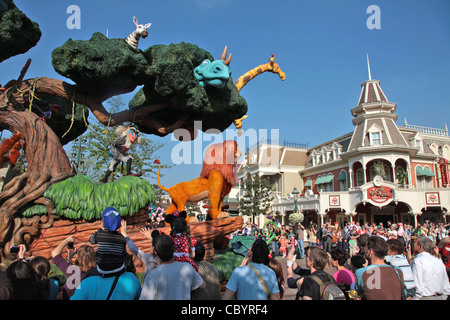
370 132 381 145
412 133 423 152
367 124 383 146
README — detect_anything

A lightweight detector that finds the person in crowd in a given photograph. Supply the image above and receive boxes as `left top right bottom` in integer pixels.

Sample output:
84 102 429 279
192 242 221 300
222 238 279 300
296 246 339 300
397 223 406 246
296 223 306 259
70 261 141 300
0 245 47 300
387 224 398 240
322 224 333 253
308 223 317 248
89 207 127 276
29 256 60 300
348 254 367 291
270 222 281 257
330 248 355 290
349 233 358 256
386 238 416 299
355 236 407 300
140 231 205 300
357 233 370 256
3 259 48 300
411 236 450 300
268 258 285 300
279 233 287 258
286 245 310 292
51 236 96 299
120 220 159 278
166 211 198 272
0 265 12 300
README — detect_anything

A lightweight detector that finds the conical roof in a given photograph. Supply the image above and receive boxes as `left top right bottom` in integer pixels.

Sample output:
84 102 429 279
357 79 388 105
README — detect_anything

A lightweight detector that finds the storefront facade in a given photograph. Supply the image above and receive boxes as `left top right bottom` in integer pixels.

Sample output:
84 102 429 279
271 76 450 227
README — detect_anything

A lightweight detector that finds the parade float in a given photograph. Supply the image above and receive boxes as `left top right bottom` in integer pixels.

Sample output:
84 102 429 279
0 2 285 275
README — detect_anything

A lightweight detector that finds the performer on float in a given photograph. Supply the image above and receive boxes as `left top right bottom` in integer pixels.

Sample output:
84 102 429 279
100 125 142 183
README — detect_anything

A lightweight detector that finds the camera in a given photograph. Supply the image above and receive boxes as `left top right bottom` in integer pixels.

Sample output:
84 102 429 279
9 245 20 254
67 242 74 249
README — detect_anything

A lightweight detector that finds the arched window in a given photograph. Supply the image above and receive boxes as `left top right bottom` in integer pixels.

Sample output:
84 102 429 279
356 168 364 186
416 165 434 189
337 170 348 191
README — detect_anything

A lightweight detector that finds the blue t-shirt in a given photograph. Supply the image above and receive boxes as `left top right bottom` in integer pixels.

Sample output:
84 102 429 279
70 272 141 300
226 262 279 300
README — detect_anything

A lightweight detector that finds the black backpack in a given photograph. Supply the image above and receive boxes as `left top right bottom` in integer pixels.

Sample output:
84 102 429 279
309 274 346 300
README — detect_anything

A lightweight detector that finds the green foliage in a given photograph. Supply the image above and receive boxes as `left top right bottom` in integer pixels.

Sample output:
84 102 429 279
52 35 247 136
129 42 248 134
238 175 274 220
210 248 245 281
0 1 41 62
40 175 155 220
52 32 150 98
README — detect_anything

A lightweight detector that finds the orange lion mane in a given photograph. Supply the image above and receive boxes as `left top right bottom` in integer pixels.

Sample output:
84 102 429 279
200 140 238 197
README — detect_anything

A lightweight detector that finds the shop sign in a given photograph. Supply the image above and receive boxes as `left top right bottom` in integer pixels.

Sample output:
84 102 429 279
425 192 440 205
329 195 340 206
367 186 393 205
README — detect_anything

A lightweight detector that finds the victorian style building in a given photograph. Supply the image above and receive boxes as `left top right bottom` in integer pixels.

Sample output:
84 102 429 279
237 72 450 228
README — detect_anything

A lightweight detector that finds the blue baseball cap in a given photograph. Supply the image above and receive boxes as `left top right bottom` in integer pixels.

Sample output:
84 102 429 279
102 207 121 231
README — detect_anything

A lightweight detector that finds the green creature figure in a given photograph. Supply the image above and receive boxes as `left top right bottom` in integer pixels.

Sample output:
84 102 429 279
194 46 232 89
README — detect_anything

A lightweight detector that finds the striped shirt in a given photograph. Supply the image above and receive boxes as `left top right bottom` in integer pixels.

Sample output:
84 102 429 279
90 228 127 272
385 254 416 290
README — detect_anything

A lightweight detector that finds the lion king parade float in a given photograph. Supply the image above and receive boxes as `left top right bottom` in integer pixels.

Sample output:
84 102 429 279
0 2 285 280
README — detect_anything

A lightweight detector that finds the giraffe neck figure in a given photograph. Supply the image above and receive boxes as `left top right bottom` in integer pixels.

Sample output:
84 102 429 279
234 54 286 91
126 16 151 48
233 54 286 135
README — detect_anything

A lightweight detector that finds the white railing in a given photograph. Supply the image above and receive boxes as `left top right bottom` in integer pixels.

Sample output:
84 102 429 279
402 123 448 136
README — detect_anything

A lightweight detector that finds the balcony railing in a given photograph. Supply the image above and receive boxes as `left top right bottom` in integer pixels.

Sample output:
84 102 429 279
401 123 448 136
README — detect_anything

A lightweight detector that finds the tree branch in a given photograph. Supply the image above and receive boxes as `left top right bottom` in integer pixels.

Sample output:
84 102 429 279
10 77 169 127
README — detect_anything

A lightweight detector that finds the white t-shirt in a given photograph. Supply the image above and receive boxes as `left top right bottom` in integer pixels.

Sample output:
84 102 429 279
139 261 204 300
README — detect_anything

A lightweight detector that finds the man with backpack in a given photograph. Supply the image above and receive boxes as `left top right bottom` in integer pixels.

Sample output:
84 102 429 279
297 246 346 300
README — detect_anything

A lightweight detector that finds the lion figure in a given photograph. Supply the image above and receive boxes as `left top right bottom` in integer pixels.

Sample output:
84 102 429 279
154 140 241 221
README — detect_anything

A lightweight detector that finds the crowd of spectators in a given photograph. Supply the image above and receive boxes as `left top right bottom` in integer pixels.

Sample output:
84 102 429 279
1 209 449 300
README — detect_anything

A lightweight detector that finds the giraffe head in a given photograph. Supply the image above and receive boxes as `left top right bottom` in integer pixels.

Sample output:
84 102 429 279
133 16 151 39
194 46 232 89
268 54 286 81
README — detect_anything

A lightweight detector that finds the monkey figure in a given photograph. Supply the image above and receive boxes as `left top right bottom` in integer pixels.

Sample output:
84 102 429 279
100 125 142 183
0 131 23 168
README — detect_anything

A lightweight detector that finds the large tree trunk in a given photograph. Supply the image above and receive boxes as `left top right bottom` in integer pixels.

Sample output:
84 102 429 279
0 107 72 176
0 75 170 263
0 82 74 261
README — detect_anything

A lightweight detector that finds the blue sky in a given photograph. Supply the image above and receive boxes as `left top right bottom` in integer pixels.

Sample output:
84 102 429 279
1 0 450 186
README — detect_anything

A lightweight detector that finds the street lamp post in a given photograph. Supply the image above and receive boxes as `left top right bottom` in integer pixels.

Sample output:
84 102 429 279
292 186 299 214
